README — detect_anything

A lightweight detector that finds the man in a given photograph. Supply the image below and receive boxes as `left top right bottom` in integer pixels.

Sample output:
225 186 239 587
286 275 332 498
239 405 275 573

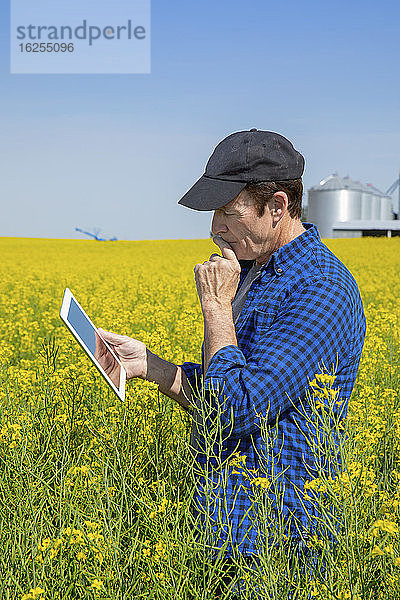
99 129 366 593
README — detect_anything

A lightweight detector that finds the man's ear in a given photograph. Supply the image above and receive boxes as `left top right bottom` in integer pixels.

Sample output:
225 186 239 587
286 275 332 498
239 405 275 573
271 192 288 221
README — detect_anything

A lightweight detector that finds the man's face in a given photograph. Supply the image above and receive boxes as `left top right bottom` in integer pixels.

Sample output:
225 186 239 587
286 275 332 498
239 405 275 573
211 190 282 263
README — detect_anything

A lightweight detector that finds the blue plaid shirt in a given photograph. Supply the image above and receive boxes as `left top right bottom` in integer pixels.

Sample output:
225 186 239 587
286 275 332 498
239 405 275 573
180 223 366 557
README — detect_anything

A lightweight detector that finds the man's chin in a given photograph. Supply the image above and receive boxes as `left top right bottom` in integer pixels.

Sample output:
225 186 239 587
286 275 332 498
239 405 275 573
228 244 245 259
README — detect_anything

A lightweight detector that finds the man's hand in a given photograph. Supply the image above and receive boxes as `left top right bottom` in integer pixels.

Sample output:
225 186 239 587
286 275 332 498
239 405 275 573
194 235 240 373
97 328 194 410
194 235 241 309
97 328 147 380
94 331 122 387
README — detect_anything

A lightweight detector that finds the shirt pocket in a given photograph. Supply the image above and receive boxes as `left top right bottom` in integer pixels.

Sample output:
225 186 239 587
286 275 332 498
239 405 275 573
253 308 276 332
239 309 277 356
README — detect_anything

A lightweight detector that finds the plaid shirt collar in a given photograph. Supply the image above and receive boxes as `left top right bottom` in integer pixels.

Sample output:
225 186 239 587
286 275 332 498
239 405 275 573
239 222 320 279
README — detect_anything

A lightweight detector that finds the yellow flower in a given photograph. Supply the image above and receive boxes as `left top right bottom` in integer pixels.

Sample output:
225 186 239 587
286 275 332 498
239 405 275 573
38 538 51 552
250 477 271 490
76 551 87 561
371 546 385 556
371 519 399 536
155 541 167 558
229 451 247 471
90 579 103 590
21 587 45 600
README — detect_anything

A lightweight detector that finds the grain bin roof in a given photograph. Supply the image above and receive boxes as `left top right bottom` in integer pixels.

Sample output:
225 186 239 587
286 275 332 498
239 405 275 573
309 173 386 195
309 174 363 191
365 183 387 197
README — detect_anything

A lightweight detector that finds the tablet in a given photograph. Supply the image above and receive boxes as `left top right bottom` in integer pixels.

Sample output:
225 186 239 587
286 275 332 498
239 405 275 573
60 288 126 401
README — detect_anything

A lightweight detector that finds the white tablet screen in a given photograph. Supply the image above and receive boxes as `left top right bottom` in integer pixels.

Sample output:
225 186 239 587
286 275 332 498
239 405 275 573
66 296 121 390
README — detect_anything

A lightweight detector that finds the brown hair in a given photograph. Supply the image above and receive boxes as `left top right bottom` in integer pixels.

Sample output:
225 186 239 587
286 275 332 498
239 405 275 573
244 178 303 219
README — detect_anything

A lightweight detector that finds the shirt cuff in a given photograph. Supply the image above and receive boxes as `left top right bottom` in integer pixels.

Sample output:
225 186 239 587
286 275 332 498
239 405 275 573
204 344 246 386
179 361 203 396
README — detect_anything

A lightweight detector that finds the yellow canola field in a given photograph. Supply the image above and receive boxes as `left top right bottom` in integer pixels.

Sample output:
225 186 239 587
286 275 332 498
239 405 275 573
0 236 400 600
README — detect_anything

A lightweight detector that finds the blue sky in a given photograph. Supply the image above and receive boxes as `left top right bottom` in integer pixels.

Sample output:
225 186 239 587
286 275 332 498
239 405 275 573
1 0 399 239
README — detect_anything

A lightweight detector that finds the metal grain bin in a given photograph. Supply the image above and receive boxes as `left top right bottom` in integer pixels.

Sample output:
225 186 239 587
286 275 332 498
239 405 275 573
308 174 362 238
380 196 394 220
360 183 373 220
366 183 389 220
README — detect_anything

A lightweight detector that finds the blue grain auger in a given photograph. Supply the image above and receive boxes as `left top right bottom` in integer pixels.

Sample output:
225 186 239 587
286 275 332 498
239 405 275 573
75 227 117 241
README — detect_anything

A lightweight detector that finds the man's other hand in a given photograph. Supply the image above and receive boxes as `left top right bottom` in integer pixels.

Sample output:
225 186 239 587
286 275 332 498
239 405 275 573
194 234 241 309
97 328 147 380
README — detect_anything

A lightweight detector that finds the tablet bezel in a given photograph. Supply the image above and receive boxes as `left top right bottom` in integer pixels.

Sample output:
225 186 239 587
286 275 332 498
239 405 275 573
60 288 126 401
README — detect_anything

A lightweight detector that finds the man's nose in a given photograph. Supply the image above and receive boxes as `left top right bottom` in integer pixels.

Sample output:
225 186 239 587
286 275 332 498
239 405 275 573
211 211 228 235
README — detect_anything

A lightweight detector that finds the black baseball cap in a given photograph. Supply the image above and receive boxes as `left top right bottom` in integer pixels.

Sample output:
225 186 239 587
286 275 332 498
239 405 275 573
178 129 305 211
